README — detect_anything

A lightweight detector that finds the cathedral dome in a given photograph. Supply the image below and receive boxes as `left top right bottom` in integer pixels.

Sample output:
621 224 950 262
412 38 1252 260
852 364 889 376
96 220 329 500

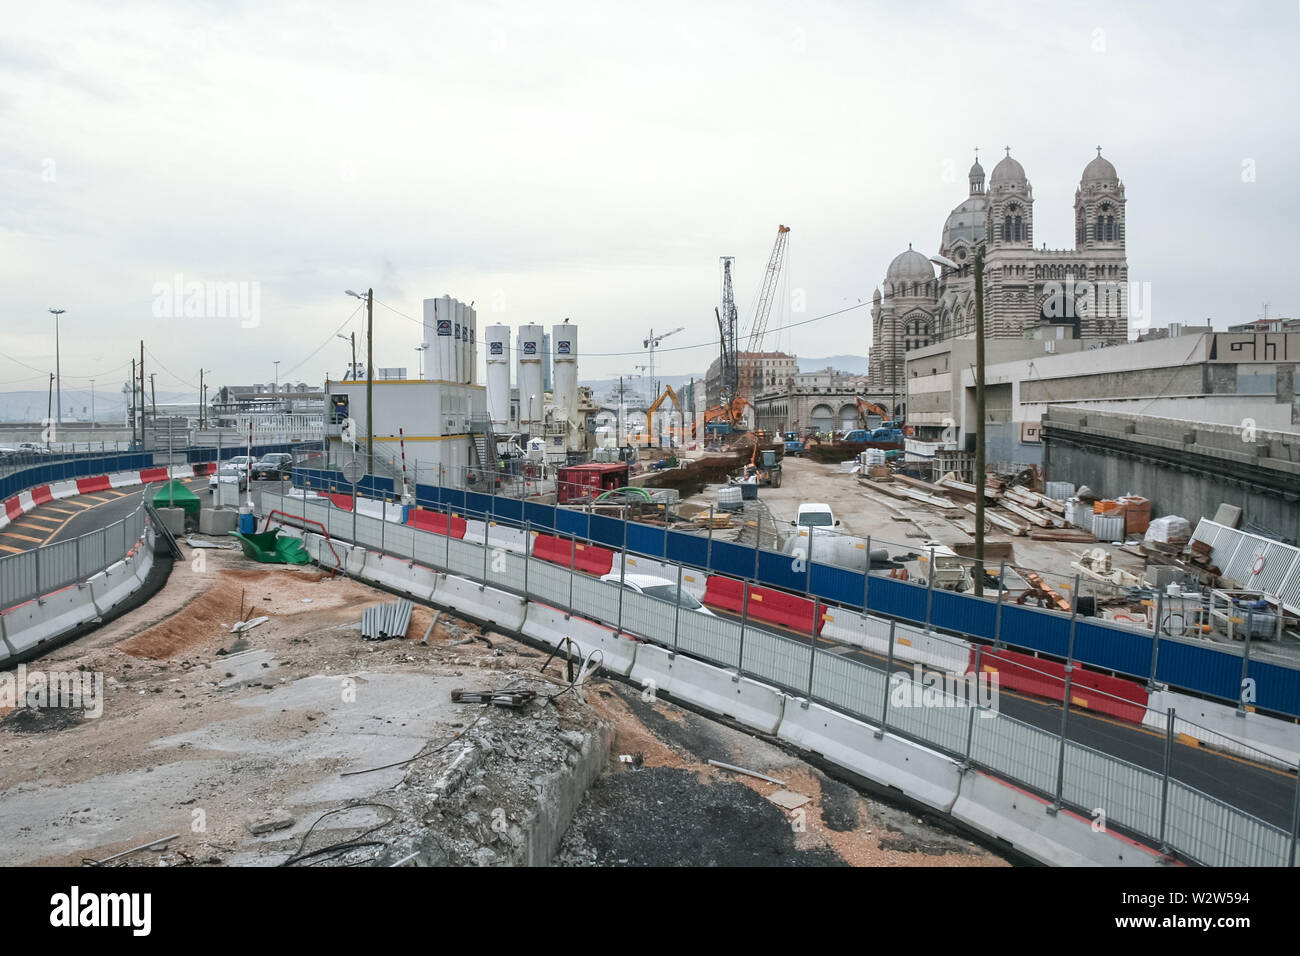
1082 152 1118 184
886 246 934 283
941 195 987 248
989 153 1026 186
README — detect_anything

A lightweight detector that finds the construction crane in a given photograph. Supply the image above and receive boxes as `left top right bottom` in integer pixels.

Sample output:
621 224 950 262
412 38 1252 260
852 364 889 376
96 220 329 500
643 327 684 407
739 225 791 411
717 256 739 412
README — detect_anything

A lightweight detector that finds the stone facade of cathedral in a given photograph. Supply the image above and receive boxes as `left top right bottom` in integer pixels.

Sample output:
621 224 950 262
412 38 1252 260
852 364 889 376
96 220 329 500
868 149 1131 404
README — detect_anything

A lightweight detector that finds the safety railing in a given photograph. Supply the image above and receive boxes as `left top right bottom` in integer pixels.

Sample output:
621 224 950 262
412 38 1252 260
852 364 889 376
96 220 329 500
0 502 147 610
259 488 1300 867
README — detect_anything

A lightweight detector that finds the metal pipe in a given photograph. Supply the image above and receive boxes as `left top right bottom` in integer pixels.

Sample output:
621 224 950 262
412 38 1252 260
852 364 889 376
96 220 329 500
672 561 683 658
1159 707 1175 851
925 544 936 630
1049 573 1082 814
993 558 1006 649
876 621 896 738
862 535 872 613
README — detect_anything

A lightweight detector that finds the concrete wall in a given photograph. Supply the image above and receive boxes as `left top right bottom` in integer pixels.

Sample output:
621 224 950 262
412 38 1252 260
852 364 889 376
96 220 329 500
1043 407 1300 541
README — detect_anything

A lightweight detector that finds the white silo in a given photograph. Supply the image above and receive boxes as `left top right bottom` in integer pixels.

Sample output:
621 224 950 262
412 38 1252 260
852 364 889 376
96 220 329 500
425 296 453 380
552 322 578 439
467 305 478 385
517 324 544 437
485 324 511 427
454 300 465 384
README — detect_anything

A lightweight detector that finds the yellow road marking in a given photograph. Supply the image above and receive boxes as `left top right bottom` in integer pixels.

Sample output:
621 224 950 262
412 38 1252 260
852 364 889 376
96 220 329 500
2 531 43 543
0 543 21 554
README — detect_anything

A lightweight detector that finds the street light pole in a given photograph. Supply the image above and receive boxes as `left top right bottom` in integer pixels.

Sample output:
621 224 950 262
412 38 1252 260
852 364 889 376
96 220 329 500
930 247 987 596
49 309 65 429
345 289 375 475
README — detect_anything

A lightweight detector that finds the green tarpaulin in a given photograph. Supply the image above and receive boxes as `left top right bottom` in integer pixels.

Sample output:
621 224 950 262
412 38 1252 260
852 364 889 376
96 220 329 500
229 530 311 565
152 479 200 517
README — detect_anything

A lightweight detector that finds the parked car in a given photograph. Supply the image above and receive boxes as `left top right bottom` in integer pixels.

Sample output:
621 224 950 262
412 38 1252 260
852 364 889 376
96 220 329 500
251 453 293 480
209 465 248 493
224 455 254 474
792 502 840 529
598 573 716 616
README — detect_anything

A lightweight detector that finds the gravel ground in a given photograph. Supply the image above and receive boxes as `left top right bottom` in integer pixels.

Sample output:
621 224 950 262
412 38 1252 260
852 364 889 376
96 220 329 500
557 682 1009 868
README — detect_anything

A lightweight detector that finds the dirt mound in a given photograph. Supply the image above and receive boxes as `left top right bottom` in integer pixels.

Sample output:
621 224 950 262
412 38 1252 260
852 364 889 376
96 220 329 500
117 568 375 660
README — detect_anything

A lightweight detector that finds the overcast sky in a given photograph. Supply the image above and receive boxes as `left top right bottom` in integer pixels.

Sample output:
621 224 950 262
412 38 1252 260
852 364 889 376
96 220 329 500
2 0 1297 401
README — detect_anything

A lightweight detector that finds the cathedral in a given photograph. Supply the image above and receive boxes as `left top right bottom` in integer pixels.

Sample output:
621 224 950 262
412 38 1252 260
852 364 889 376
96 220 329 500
867 148 1131 398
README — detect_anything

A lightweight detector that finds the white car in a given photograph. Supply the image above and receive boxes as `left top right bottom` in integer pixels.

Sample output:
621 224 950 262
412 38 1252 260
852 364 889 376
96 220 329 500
599 573 715 616
792 502 840 530
226 455 254 474
209 465 248 492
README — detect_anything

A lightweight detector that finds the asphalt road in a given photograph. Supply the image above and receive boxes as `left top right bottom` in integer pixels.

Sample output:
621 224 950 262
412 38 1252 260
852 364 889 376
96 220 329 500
706 608 1298 834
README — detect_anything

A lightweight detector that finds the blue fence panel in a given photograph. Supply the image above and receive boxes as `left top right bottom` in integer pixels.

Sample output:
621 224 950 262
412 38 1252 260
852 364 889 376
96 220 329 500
523 500 555 531
626 522 665 559
464 491 493 519
666 529 708 568
1155 638 1242 706
757 549 803 592
709 539 756 580
865 574 926 622
1250 659 1300 717
1073 620 1154 681
811 562 866 609
561 509 595 546
999 604 1070 658
491 496 523 525
931 588 998 639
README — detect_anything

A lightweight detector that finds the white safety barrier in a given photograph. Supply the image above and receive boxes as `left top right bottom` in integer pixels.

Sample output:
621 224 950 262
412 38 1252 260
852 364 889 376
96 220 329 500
49 480 79 500
520 602 638 676
776 700 963 813
820 610 971 673
358 550 439 601
434 574 528 632
950 770 1159 867
629 643 787 734
1143 690 1300 770
2 584 101 657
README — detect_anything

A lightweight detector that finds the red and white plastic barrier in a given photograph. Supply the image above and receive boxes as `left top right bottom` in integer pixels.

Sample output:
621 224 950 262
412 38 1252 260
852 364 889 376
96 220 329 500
0 464 213 532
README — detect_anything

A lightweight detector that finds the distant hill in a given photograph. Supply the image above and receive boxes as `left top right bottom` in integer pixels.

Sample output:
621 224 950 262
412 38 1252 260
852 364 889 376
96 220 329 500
798 355 869 375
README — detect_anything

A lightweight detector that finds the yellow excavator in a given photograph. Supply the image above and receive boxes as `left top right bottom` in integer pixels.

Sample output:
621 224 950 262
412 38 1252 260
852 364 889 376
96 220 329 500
644 385 682 448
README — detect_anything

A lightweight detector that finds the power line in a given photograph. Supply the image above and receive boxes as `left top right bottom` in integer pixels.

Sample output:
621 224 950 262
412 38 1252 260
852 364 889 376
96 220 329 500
371 296 871 359
280 303 364 378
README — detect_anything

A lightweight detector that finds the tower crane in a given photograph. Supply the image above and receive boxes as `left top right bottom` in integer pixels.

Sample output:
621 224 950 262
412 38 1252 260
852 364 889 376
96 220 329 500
642 327 683 404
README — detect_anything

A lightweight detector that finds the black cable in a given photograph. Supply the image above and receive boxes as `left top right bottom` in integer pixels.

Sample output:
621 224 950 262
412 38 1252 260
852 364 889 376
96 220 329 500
280 802 399 867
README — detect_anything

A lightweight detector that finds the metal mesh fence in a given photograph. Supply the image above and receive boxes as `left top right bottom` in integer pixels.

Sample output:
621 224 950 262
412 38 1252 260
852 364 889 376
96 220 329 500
256 487 1299 865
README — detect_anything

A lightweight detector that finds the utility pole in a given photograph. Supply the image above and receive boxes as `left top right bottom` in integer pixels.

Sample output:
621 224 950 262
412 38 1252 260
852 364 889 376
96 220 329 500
89 378 95 429
139 341 145 446
344 289 374 475
199 369 204 428
364 286 374 476
973 245 987 596
150 373 157 422
130 359 137 447
46 373 54 447
49 309 65 428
